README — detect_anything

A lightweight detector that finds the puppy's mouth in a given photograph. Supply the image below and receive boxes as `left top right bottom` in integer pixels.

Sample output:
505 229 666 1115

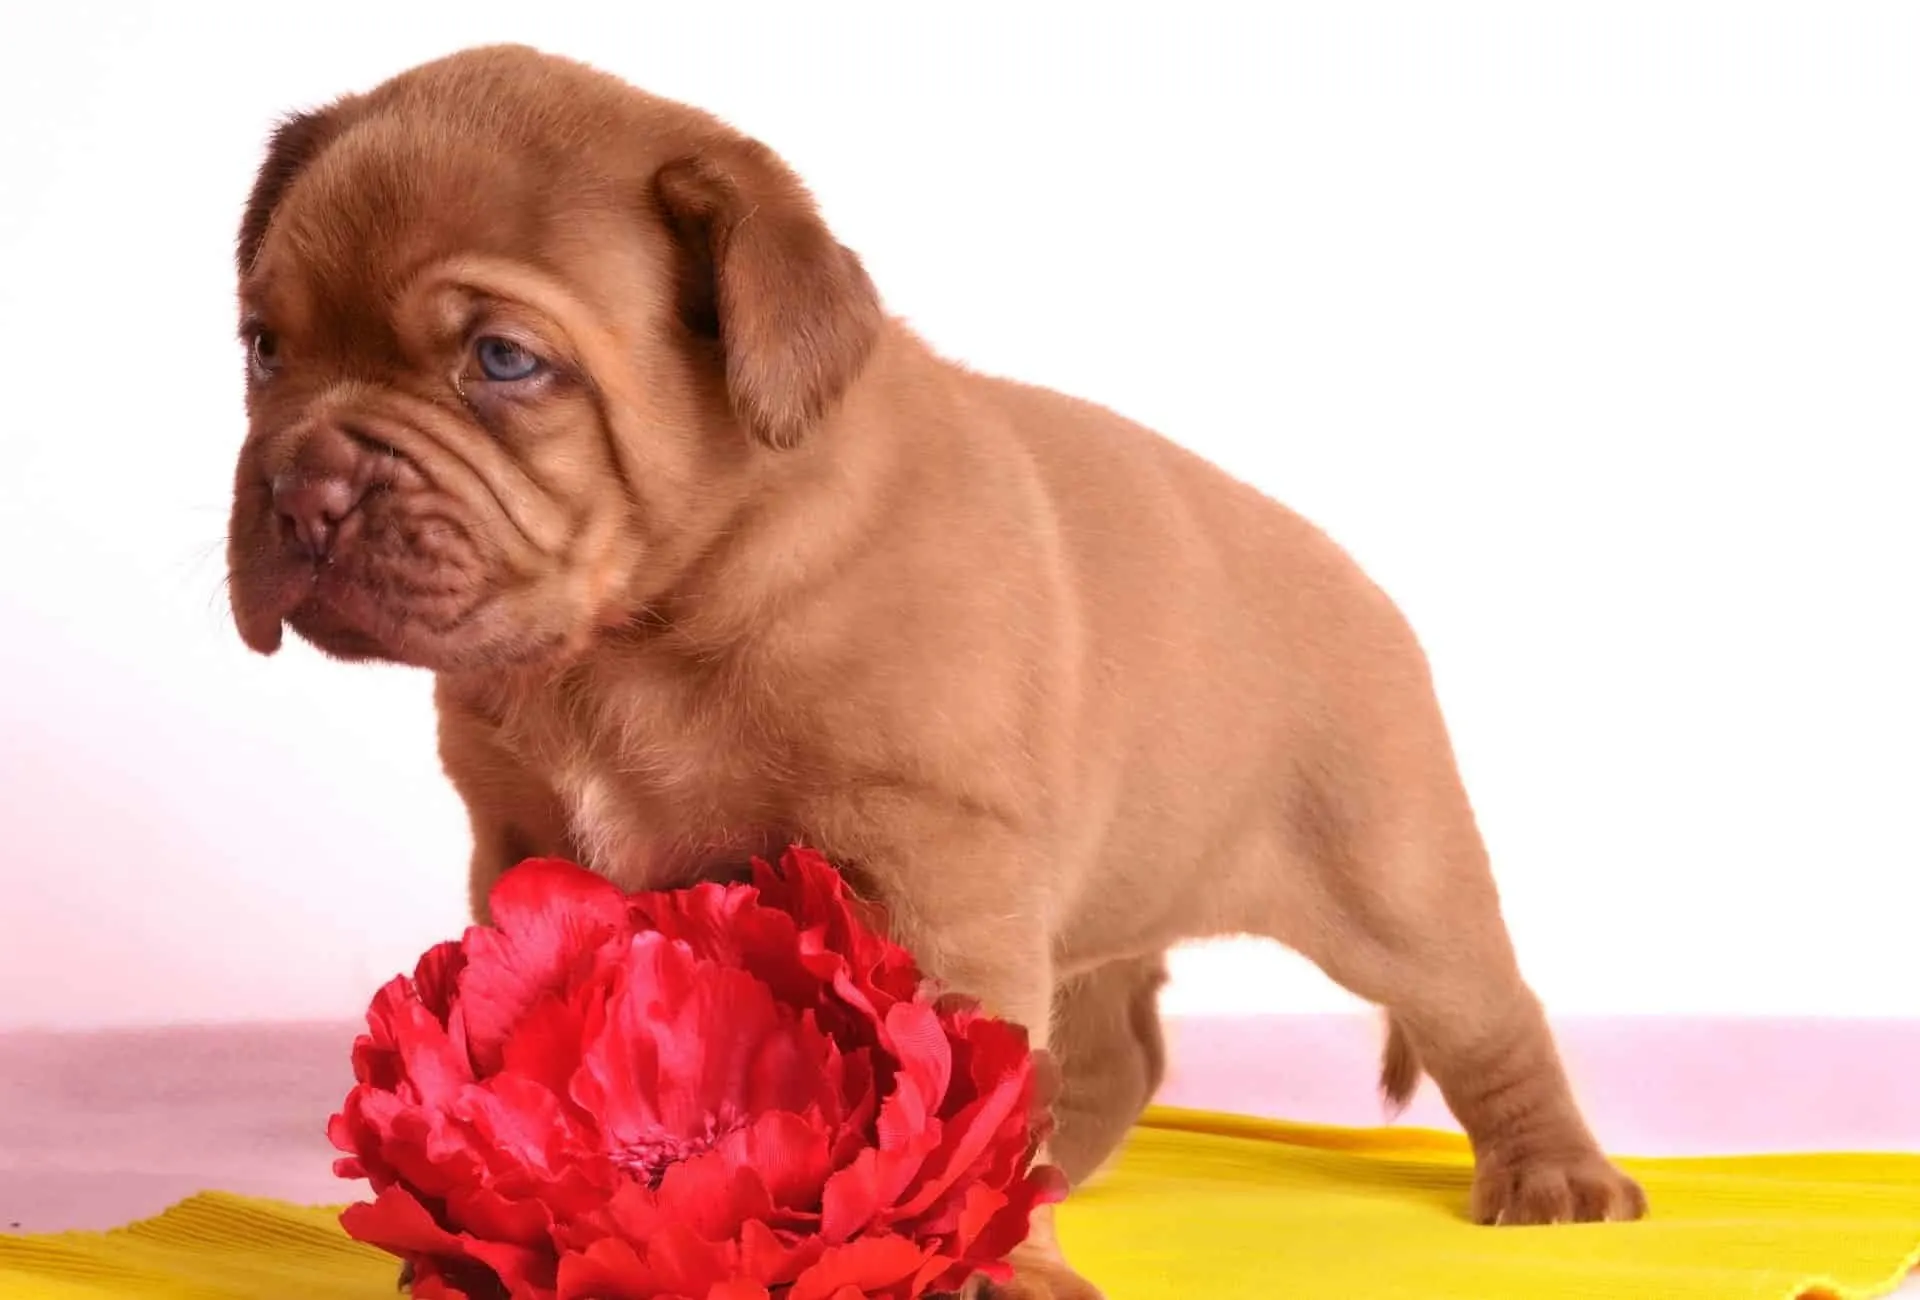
231 556 456 667
229 560 311 657
289 570 426 663
228 491 491 670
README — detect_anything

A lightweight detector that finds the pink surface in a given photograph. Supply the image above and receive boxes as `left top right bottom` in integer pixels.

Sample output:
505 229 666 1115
1163 1015 1920 1157
3 1015 1918 1236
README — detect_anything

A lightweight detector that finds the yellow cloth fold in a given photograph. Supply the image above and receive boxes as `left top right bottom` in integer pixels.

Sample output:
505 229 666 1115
3 1107 1916 1300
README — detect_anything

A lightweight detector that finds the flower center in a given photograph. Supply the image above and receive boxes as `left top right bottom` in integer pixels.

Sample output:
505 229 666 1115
612 1112 744 1189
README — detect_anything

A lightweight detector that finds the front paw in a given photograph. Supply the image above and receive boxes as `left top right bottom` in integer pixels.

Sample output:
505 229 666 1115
947 1242 1105 1300
1472 1147 1648 1225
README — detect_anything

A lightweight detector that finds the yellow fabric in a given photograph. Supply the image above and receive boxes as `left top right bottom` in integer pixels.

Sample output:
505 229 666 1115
2 1107 1916 1299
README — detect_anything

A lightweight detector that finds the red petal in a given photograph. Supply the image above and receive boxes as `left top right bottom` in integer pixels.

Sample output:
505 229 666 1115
951 1181 1010 1255
787 1235 930 1300
498 987 593 1102
572 1181 648 1251
569 941 672 1142
983 1159 1075 1251
326 1108 360 1160
412 941 469 1022
864 1004 953 1207
333 1089 480 1199
556 1236 658 1300
753 849 923 1008
831 1051 881 1169
393 1102 489 1198
454 1072 591 1186
955 1166 1066 1274
406 1268 474 1300
581 934 830 1153
326 1091 392 1188
707 1282 772 1300
645 1222 737 1298
629 880 756 959
355 971 472 1107
388 996 475 1108
881 1002 952 1113
819 1148 883 1243
440 1181 551 1247
462 859 631 1073
487 857 628 936
634 877 838 1028
716 1110 832 1210
894 1031 1038 1220
913 1252 974 1297
349 1014 404 1092
340 1185 552 1296
653 1148 768 1242
736 1219 824 1287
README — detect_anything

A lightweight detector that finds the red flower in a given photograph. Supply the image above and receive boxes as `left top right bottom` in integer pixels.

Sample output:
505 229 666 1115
330 847 1063 1300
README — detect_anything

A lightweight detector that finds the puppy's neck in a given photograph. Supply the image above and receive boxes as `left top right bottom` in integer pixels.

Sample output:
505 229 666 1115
647 327 931 644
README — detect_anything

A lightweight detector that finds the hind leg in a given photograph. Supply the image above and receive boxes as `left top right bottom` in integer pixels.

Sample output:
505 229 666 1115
1378 965 1644 1225
1048 953 1170 1186
1264 724 1646 1224
1290 867 1641 1222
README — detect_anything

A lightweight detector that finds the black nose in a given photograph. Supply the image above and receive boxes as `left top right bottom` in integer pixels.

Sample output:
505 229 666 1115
271 472 362 560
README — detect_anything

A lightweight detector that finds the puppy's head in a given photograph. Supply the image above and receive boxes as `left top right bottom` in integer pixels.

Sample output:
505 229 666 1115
225 45 881 672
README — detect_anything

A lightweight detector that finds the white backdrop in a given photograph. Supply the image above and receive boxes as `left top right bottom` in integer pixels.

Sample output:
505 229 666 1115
1 3 1914 1030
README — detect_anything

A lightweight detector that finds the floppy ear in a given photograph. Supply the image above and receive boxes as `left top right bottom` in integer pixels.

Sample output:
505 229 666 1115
653 138 883 449
236 105 351 276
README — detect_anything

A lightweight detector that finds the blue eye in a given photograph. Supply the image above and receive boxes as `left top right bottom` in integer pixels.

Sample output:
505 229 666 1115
249 329 281 381
475 336 543 382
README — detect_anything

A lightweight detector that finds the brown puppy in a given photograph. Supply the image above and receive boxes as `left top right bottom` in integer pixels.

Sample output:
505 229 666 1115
227 45 1644 1298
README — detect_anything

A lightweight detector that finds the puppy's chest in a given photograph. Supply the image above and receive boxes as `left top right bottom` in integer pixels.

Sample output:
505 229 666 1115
514 677 794 890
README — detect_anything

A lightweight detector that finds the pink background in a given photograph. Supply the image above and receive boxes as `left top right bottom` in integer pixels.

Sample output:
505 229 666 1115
5 1015 1917 1233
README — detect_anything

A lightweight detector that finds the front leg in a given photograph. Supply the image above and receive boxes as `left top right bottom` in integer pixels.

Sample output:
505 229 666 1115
911 922 1104 1300
826 814 1103 1300
390 697 576 1296
894 914 1101 1300
434 686 574 923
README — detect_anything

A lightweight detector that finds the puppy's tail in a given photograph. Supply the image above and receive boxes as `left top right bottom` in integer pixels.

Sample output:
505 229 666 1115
1379 1014 1423 1116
